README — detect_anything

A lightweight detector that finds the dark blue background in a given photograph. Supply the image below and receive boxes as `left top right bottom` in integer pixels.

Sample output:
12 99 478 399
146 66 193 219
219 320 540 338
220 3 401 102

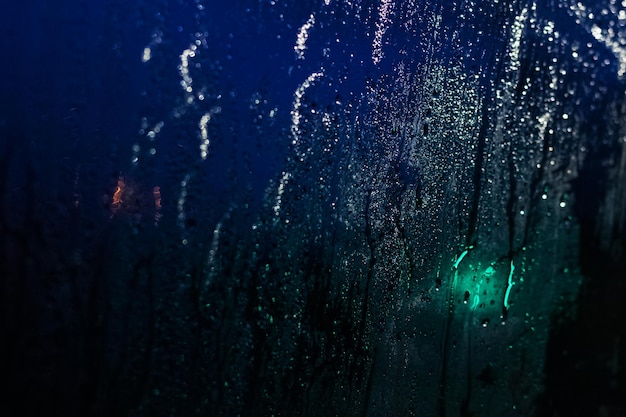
1 1 625 416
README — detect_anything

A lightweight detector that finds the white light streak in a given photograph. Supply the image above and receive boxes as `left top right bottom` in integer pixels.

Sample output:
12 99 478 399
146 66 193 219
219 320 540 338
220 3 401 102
295 14 316 60
372 0 395 65
568 3 626 78
291 71 324 151
179 44 198 100
199 113 211 160
508 6 529 74
273 171 292 218
589 24 626 78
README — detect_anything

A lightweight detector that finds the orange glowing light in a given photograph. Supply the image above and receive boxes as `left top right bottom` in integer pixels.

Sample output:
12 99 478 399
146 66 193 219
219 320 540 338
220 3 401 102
111 176 125 215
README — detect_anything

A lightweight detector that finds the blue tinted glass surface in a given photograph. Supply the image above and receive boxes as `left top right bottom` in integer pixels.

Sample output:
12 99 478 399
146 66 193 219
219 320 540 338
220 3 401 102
0 1 624 416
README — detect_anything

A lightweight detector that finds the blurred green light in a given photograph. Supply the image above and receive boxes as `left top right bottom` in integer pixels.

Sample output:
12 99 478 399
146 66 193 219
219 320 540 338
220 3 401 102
453 245 474 269
471 294 480 310
453 250 469 269
503 260 515 310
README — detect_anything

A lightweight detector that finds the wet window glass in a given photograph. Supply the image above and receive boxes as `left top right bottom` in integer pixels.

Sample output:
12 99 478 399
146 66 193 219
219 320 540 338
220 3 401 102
1 1 624 416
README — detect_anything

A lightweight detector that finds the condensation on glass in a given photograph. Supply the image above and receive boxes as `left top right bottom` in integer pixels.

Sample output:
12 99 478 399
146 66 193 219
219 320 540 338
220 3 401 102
1 1 624 417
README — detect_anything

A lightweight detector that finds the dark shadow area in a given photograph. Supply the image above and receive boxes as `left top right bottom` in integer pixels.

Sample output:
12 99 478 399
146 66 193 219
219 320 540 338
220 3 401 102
538 128 626 416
